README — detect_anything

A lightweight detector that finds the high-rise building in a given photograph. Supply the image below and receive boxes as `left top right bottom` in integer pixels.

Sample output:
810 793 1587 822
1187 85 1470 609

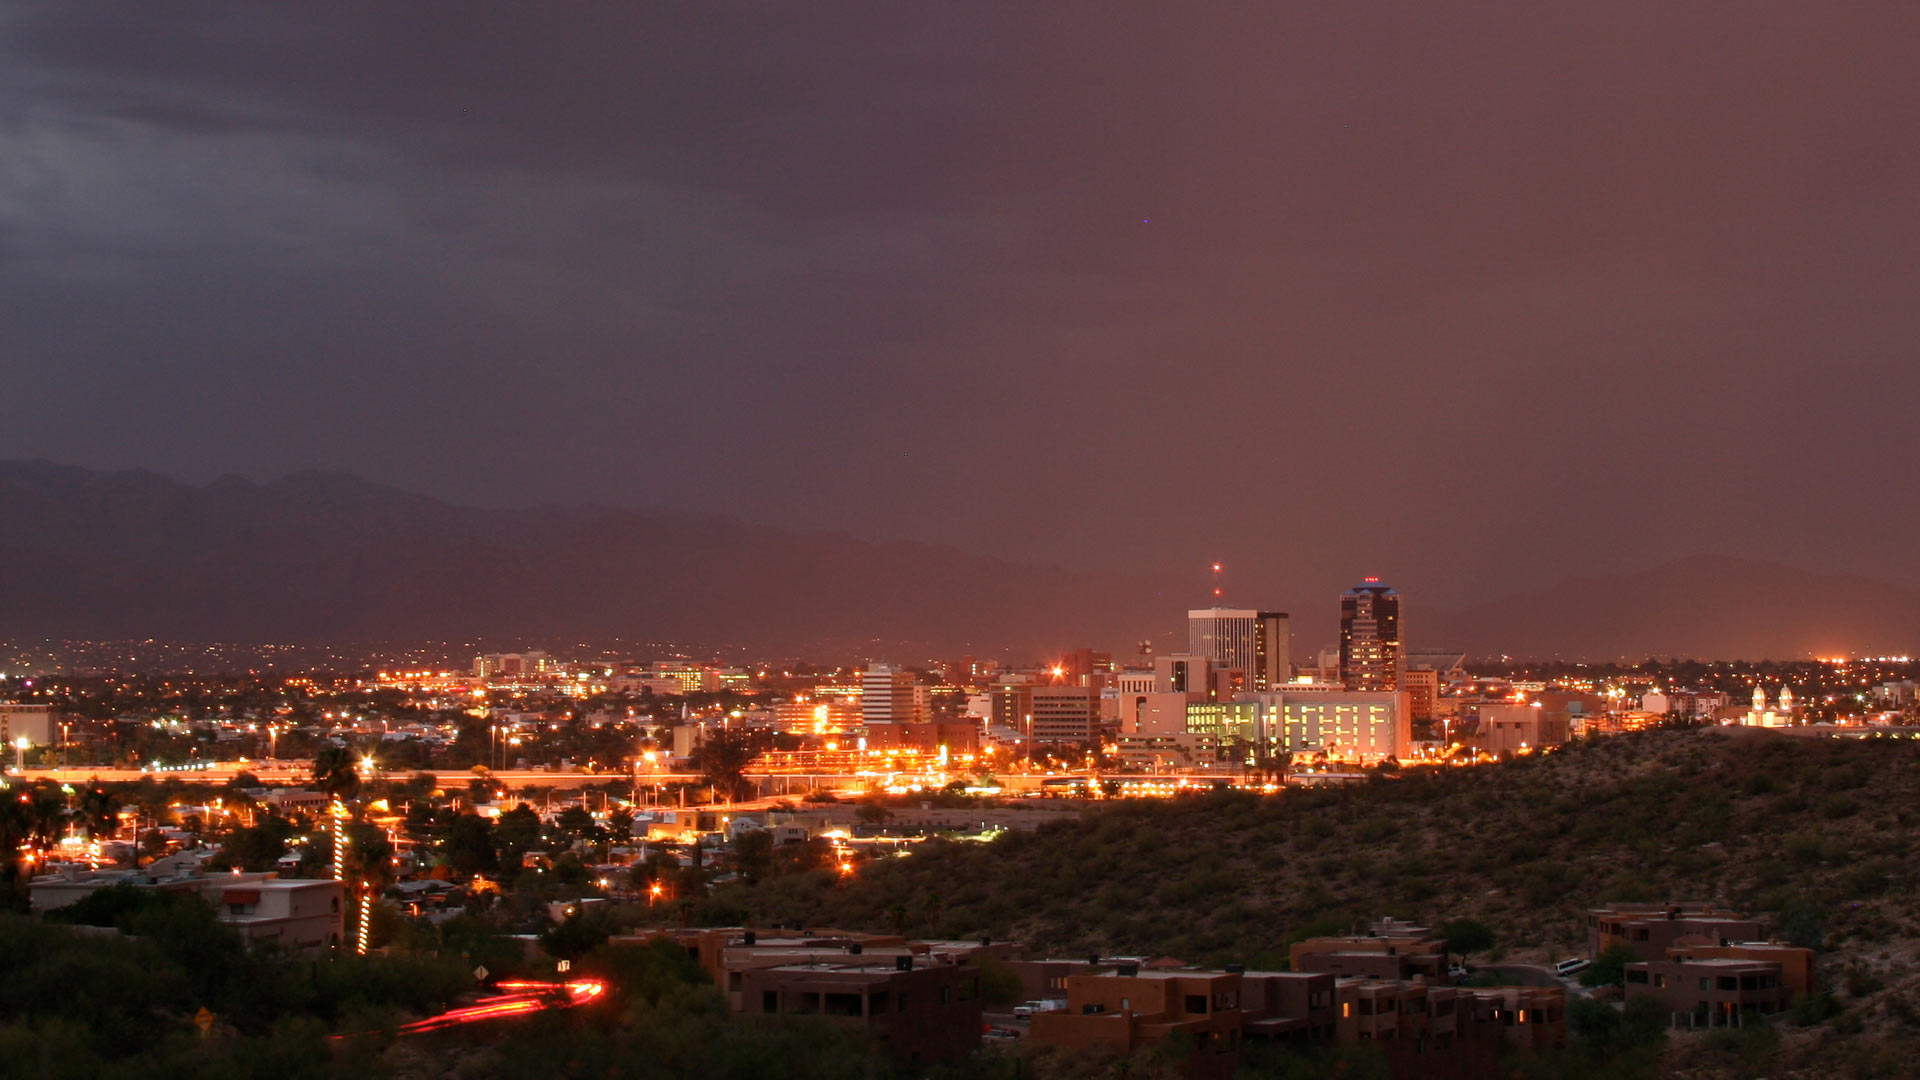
1338 579 1402 691
861 664 917 727
1187 608 1291 690
1028 686 1099 745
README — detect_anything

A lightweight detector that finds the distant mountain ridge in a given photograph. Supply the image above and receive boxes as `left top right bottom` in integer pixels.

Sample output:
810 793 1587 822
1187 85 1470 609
0 460 1185 657
1423 554 1920 660
2 461 1914 661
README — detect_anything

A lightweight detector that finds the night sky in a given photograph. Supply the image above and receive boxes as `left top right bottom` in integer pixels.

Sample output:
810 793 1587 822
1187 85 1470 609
5 4 1919 611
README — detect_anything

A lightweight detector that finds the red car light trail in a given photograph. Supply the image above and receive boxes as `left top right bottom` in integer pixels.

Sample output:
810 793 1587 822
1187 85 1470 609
333 978 606 1038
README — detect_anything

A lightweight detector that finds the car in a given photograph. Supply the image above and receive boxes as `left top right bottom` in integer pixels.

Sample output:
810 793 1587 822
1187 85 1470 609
982 1027 1021 1041
1447 964 1470 979
1554 958 1591 977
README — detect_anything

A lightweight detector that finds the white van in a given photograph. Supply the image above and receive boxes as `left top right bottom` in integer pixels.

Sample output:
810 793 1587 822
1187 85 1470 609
1554 957 1591 977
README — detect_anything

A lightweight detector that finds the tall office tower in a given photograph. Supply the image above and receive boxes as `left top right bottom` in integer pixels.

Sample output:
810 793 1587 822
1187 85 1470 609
1339 579 1402 691
861 663 917 726
1187 608 1291 691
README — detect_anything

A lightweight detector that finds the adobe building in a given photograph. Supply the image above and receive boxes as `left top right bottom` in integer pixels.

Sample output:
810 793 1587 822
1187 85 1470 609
1587 903 1763 962
737 953 984 1067
1023 960 1562 1080
1622 941 1812 1027
1669 942 1814 998
1623 956 1793 1027
1331 978 1564 1077
1027 966 1245 1080
1289 920 1447 982
1239 970 1337 1041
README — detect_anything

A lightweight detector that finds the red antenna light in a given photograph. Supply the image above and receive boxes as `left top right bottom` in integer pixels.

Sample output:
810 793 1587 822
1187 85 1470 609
1211 562 1225 602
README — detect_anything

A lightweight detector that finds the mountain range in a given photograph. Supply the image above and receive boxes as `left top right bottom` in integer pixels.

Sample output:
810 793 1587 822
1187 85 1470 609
1 460 1914 662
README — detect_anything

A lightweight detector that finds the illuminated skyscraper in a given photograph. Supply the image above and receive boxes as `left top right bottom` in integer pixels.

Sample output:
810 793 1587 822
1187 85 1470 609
1187 608 1291 691
1338 579 1402 691
861 664 917 726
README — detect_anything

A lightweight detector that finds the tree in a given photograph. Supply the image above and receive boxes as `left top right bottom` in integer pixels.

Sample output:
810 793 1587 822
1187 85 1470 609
976 955 1026 1009
444 813 498 877
689 730 756 804
554 805 601 847
607 806 634 843
1442 918 1495 965
854 799 894 826
1580 944 1640 988
731 828 773 885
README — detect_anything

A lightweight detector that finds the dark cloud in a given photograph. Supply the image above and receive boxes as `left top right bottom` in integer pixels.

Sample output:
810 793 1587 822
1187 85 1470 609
3 2 1919 633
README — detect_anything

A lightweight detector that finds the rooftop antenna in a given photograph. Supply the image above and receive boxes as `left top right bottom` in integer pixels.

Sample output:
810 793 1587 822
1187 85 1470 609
1211 562 1225 605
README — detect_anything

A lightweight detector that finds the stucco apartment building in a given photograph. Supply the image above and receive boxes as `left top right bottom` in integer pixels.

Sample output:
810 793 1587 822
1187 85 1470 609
636 926 1002 1066
1623 941 1813 1028
1289 929 1447 981
736 955 984 1066
1588 903 1763 962
1027 968 1251 1080
1025 962 1563 1080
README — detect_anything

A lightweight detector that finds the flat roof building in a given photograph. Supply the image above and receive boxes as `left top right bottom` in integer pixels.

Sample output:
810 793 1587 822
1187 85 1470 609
1587 903 1764 963
737 954 984 1066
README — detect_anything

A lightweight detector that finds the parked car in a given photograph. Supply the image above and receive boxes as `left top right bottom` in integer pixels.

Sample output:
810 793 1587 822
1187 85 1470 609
1447 963 1470 979
1554 957 1591 977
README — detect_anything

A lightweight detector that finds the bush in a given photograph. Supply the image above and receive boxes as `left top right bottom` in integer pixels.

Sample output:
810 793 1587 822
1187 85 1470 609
1580 944 1639 988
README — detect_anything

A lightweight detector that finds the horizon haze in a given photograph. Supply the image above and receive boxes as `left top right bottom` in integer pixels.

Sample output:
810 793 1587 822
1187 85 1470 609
3 459 1915 662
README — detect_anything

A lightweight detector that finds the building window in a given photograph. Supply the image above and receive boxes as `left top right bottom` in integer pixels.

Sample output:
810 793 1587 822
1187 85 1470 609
762 991 778 1013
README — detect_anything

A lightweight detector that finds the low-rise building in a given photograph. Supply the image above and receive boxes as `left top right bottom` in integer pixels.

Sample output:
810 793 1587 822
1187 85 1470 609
737 955 984 1067
1470 702 1570 755
1624 956 1792 1028
1289 920 1447 981
1028 967 1244 1080
1587 903 1763 962
29 867 344 951
1022 960 1561 1079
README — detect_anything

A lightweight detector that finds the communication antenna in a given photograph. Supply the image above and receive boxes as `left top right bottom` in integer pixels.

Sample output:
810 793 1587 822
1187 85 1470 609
1211 562 1225 603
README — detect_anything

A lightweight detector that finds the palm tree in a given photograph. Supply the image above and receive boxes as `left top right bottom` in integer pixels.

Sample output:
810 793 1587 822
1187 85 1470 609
312 746 362 803
313 745 365 951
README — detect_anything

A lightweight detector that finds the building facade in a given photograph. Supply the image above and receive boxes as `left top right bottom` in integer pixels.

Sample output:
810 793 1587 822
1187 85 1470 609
1187 609 1292 691
1339 580 1402 691
861 664 918 727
